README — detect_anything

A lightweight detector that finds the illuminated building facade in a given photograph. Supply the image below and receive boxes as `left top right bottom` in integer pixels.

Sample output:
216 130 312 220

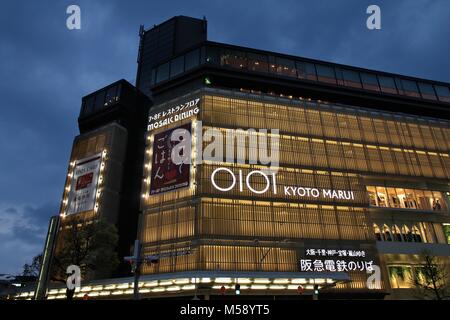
136 16 450 299
27 16 450 300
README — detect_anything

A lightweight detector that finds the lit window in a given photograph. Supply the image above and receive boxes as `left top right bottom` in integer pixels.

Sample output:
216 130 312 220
388 265 413 289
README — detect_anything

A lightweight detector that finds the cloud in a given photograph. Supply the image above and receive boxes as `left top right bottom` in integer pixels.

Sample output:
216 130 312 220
0 203 58 274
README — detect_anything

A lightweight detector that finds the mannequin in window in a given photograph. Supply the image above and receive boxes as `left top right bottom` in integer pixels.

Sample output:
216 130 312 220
393 226 402 242
406 230 413 242
383 225 392 241
374 224 382 241
391 196 399 208
402 226 411 242
412 227 422 243
433 200 442 210
369 192 377 206
378 194 387 207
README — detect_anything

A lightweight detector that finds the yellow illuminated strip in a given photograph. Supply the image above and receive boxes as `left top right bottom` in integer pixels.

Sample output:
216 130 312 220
24 277 339 300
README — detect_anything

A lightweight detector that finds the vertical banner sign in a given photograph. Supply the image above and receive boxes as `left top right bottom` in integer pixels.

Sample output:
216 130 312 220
150 123 191 195
67 154 102 215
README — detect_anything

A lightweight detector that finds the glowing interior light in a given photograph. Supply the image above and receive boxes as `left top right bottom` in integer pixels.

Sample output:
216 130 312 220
251 285 268 290
111 290 124 295
144 281 158 287
291 278 307 284
190 277 199 283
166 286 181 292
174 278 190 285
182 285 195 290
103 284 116 290
214 277 232 283
269 285 286 290
314 279 325 284
273 279 289 284
253 278 271 284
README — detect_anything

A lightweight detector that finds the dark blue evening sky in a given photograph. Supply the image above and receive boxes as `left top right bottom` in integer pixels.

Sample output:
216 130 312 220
0 0 449 274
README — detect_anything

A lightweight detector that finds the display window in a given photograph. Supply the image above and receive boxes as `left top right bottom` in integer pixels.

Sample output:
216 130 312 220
367 186 447 211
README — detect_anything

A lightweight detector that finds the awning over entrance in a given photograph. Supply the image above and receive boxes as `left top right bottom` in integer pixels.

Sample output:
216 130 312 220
15 271 350 300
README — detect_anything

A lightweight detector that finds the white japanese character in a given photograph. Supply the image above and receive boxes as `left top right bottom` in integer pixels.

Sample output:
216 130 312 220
324 260 336 272
300 259 313 271
313 260 324 272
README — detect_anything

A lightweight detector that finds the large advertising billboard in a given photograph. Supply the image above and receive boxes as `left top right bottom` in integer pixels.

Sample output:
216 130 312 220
66 153 102 215
149 123 191 195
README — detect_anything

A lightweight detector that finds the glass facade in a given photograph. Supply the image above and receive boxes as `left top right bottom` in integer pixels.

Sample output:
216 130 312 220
149 44 450 106
140 88 450 295
80 82 121 117
367 186 447 211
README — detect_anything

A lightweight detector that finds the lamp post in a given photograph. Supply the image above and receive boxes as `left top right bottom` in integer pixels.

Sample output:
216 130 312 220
124 240 194 300
124 239 142 300
34 215 60 300
313 285 319 300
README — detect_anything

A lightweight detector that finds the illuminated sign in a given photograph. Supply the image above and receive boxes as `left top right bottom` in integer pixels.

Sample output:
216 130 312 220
147 98 200 131
210 168 355 200
149 123 191 195
211 168 277 194
66 154 102 215
300 248 374 272
284 186 354 200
